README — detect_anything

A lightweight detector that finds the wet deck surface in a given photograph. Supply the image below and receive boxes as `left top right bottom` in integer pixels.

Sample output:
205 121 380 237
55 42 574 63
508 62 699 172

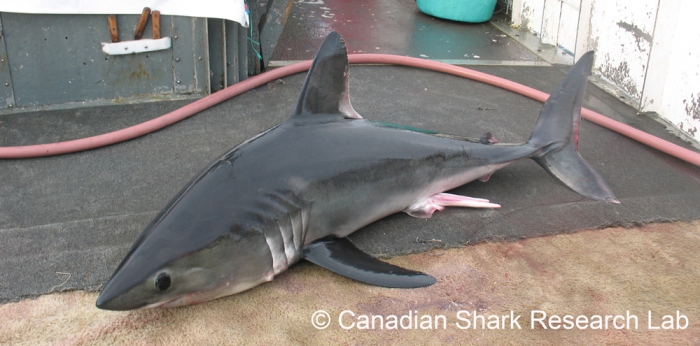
271 0 542 63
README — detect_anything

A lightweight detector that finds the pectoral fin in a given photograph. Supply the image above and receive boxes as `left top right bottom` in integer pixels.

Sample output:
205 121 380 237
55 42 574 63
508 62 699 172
303 237 436 288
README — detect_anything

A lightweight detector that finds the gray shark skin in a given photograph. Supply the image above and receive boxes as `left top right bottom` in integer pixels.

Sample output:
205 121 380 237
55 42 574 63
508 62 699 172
96 32 617 310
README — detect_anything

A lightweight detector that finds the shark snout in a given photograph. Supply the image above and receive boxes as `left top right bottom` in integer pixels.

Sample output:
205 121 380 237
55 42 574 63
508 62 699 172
95 286 136 311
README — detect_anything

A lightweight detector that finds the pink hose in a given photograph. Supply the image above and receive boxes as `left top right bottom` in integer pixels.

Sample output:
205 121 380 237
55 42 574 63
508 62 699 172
1 54 699 167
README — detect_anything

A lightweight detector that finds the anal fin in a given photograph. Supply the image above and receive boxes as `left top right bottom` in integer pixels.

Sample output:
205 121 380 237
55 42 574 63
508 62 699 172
303 237 436 288
478 173 493 182
404 193 500 218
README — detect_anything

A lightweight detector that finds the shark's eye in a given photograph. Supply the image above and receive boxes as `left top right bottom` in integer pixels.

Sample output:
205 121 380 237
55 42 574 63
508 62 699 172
155 272 171 292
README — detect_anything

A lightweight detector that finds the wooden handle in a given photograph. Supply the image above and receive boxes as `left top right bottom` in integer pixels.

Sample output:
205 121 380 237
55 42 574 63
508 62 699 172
134 7 151 40
152 11 161 39
107 15 119 42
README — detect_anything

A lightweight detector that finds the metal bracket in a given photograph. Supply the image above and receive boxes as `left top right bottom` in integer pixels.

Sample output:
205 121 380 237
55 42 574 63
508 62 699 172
101 37 172 55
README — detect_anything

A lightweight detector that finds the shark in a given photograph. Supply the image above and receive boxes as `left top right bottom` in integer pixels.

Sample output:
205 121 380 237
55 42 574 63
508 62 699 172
96 32 617 310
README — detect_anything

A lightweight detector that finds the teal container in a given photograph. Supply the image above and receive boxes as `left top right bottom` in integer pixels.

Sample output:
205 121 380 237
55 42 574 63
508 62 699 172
417 0 498 23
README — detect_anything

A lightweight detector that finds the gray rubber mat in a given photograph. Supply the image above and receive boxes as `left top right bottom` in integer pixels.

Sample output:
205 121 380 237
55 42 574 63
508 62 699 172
1 64 699 303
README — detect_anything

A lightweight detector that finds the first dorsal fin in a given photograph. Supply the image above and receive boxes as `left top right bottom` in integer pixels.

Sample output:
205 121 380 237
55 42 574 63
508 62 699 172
293 32 361 119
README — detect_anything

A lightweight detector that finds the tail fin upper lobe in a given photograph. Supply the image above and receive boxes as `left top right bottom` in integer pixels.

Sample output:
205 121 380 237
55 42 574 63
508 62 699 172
528 51 619 203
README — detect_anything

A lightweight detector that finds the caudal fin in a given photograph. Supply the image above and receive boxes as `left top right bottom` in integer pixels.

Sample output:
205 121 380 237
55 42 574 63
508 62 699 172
528 51 619 203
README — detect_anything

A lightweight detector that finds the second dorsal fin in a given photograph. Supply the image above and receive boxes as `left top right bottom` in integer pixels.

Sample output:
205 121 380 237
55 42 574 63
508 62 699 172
293 32 361 119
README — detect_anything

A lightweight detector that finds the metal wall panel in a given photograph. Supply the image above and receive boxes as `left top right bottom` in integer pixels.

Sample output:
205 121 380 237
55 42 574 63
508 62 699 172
171 16 209 95
232 19 248 84
229 20 243 86
0 17 15 108
208 19 226 92
192 17 210 94
0 0 291 112
208 18 250 92
227 21 241 86
0 12 188 107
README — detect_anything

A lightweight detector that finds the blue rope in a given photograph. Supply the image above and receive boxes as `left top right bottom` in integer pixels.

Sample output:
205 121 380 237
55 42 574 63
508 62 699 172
245 1 262 60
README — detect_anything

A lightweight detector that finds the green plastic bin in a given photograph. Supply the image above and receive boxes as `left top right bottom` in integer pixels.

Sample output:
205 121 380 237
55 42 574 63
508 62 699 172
417 0 498 23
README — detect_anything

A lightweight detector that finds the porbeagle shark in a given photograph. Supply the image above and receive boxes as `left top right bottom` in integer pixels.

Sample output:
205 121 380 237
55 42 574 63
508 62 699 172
96 32 617 310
